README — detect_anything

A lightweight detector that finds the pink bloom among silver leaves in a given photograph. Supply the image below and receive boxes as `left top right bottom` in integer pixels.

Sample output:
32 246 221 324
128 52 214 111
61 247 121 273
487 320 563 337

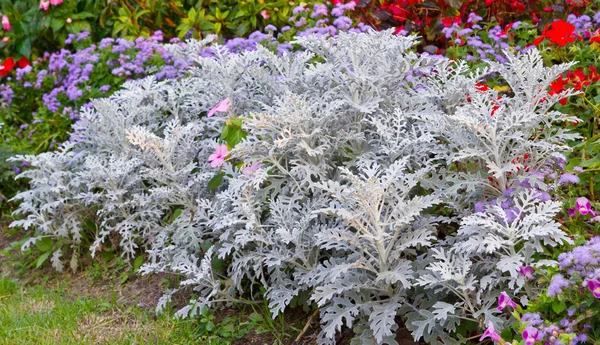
2 15 10 31
242 162 263 175
40 0 50 10
207 98 231 117
588 279 600 298
480 321 502 343
209 145 229 168
522 327 539 345
519 266 535 280
497 291 517 311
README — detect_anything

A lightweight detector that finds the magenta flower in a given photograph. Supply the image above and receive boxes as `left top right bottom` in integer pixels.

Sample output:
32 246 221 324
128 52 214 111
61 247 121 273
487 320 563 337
50 0 63 4
522 327 539 345
209 145 229 168
576 197 597 216
40 0 50 10
519 266 535 280
480 321 501 342
2 15 10 31
588 279 600 298
497 291 517 311
207 98 231 117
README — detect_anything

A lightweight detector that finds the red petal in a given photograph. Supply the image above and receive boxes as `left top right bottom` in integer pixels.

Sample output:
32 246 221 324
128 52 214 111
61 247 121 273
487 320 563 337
16 56 30 68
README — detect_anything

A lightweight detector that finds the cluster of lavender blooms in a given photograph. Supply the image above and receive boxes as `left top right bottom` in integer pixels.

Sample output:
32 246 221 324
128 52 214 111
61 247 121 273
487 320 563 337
473 153 583 223
7 30 191 121
216 1 371 55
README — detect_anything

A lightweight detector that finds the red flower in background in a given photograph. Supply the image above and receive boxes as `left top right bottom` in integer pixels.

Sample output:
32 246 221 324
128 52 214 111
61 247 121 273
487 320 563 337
0 57 15 77
17 56 30 69
534 20 577 46
441 16 461 27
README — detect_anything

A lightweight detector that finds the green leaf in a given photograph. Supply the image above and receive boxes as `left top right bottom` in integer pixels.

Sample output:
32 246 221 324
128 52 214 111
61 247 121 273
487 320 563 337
35 251 51 268
552 300 566 314
208 173 224 189
35 237 53 252
133 255 144 272
50 18 65 32
580 154 600 168
225 129 247 147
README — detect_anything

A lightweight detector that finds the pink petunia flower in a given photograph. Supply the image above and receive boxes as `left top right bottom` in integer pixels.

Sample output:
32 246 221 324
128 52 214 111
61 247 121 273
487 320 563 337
50 0 63 5
260 10 270 19
588 279 600 298
209 145 229 168
519 266 535 280
40 0 50 10
497 291 517 311
242 163 263 175
2 15 10 31
480 321 501 342
522 327 539 345
207 98 231 117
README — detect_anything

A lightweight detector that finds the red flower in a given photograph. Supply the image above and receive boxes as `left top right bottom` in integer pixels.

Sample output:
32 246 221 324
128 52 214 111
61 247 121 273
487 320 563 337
16 56 30 69
544 20 576 46
591 33 600 44
0 57 15 77
441 16 461 28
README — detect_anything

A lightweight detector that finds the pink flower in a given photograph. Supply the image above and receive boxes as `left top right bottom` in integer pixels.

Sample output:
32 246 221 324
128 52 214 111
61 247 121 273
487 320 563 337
497 291 517 311
480 321 501 342
242 163 263 175
50 0 63 5
2 15 10 31
519 266 535 280
588 279 600 298
576 197 597 216
522 327 539 345
207 98 231 117
261 10 270 20
66 18 72 24
209 145 229 168
40 0 50 10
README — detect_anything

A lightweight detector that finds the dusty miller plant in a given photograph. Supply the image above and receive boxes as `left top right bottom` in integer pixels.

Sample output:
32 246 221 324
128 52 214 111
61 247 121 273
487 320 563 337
10 30 577 344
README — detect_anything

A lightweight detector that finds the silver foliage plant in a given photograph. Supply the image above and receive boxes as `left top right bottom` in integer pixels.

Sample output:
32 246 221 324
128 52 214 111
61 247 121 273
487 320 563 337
10 30 578 344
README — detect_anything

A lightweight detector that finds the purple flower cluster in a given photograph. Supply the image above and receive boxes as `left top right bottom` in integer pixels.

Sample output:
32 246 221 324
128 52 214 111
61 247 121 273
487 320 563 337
0 84 14 104
521 312 587 345
18 31 191 118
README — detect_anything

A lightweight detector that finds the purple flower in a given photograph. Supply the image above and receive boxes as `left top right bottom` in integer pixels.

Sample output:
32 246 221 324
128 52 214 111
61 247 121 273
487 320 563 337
497 291 517 311
480 321 501 342
292 5 306 14
519 266 535 280
312 3 328 17
588 279 600 298
522 327 539 345
474 202 485 213
264 24 277 32
547 274 570 297
559 173 580 185
13 167 20 174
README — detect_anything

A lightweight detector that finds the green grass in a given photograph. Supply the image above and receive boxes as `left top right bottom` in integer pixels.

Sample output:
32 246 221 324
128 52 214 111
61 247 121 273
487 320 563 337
0 276 204 345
